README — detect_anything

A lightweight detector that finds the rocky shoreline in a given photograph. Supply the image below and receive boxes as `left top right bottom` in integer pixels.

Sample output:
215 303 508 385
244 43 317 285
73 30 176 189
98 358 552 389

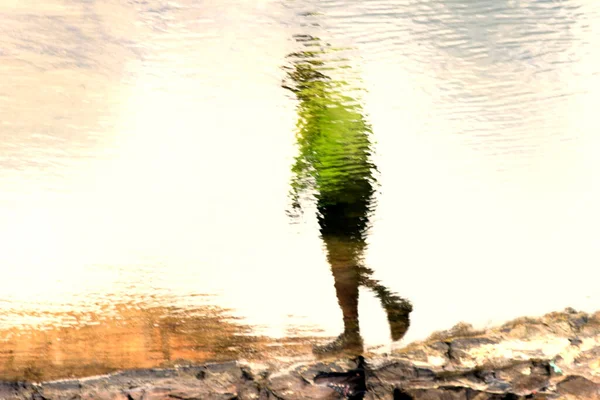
1 309 598 399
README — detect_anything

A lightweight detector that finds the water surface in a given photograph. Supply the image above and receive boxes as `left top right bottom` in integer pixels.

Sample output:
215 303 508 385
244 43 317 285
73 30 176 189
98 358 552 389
1 0 599 379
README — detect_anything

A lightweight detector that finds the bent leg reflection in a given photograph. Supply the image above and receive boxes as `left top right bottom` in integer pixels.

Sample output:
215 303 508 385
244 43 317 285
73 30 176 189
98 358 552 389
315 237 412 354
359 267 412 342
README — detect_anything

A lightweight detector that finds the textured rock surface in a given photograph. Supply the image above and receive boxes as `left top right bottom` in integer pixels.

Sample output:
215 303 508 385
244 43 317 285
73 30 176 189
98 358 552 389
1 309 598 399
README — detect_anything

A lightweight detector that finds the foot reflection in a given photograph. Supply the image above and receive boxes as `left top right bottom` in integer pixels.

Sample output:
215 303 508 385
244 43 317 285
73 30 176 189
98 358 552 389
283 35 412 353
314 356 367 399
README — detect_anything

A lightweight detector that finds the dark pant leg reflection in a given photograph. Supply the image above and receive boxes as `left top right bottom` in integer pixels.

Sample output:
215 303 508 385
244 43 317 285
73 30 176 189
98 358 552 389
314 258 412 354
331 265 360 336
314 199 366 354
314 203 412 354
315 236 363 354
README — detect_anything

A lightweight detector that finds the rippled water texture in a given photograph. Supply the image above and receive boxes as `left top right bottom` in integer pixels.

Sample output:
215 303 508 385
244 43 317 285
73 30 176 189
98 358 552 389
1 0 599 379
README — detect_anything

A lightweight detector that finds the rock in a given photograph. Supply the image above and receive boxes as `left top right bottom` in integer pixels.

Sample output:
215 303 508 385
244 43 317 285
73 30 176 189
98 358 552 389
0 381 36 400
570 315 589 331
404 386 486 400
42 380 82 391
297 360 348 383
569 337 583 346
427 341 450 354
420 341 451 366
2 310 598 400
444 337 498 364
268 374 334 399
575 346 600 367
556 376 600 399
581 314 600 337
450 337 498 349
125 388 145 400
400 349 429 363
128 387 173 400
373 360 436 384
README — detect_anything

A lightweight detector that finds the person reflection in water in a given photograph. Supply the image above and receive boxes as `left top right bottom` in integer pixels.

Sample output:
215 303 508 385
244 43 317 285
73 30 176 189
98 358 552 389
283 35 412 354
